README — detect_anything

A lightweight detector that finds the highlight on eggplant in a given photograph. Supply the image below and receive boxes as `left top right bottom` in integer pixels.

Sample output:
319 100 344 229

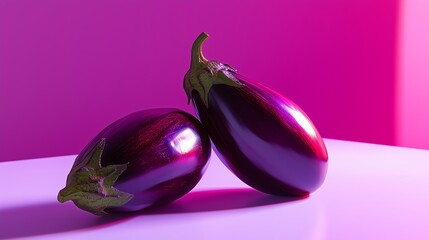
184 32 328 196
58 108 211 215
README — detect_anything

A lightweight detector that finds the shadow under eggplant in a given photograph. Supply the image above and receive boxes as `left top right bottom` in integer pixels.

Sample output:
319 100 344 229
0 188 306 239
143 188 307 215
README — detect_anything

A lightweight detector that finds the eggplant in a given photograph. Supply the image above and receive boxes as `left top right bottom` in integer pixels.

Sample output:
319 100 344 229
183 33 328 196
58 108 211 215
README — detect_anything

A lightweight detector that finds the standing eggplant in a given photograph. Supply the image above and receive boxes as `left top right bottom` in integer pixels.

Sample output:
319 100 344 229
184 33 328 196
58 108 211 215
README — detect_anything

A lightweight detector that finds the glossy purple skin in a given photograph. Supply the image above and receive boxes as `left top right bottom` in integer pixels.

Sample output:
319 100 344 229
74 108 211 212
192 76 328 196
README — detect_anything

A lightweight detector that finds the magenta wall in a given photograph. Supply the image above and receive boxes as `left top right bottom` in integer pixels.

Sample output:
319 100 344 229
0 0 400 161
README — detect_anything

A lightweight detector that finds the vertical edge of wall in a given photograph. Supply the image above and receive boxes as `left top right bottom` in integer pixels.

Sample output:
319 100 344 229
397 0 429 149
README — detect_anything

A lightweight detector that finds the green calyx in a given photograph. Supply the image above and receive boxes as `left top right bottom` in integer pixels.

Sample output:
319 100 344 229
57 138 133 215
183 32 244 108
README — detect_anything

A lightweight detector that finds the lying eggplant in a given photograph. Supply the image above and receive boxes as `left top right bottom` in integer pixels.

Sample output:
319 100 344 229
58 108 211 215
183 33 328 196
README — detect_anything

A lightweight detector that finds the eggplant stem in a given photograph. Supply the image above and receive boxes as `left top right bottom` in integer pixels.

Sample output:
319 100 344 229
191 32 209 68
57 139 133 215
184 32 244 108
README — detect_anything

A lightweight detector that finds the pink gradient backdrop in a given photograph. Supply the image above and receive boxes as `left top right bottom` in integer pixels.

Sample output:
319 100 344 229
0 0 411 161
396 0 429 150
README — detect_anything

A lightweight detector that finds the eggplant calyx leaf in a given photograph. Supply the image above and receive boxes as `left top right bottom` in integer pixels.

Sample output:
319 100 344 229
184 32 244 108
57 139 133 215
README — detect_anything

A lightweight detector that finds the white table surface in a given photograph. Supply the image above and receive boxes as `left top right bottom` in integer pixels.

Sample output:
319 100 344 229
1 139 428 240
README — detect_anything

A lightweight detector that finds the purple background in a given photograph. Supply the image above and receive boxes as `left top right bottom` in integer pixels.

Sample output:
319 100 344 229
1 0 428 161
